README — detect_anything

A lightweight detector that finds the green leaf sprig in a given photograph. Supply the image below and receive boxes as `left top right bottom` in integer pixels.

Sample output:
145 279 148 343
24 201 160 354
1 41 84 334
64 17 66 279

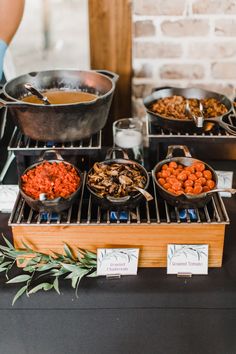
0 235 97 305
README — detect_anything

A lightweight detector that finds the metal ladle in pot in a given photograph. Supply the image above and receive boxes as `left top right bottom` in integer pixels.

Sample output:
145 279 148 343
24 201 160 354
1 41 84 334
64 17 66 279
133 186 153 201
185 99 215 132
118 175 153 202
24 83 51 105
185 99 204 128
185 188 236 200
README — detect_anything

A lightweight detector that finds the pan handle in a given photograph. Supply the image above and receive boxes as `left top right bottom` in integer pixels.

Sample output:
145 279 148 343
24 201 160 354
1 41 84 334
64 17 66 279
95 70 119 83
203 115 236 135
0 89 7 108
37 149 64 162
218 114 236 135
185 188 236 200
209 188 236 194
105 147 129 160
166 145 192 159
0 96 24 108
151 86 172 93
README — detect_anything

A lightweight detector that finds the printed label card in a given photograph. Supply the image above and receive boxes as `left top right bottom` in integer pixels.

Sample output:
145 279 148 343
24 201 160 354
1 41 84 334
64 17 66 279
167 244 208 275
215 170 233 197
0 185 19 212
97 248 139 276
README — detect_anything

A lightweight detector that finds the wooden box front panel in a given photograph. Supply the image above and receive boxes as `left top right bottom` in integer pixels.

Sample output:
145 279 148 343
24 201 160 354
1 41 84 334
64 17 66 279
12 224 226 268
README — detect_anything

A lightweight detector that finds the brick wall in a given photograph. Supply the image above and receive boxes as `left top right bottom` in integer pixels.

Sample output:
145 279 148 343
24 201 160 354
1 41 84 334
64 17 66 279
132 0 236 117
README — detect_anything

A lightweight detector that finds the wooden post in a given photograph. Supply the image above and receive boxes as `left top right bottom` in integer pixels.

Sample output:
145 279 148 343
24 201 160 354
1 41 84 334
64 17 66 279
88 0 132 145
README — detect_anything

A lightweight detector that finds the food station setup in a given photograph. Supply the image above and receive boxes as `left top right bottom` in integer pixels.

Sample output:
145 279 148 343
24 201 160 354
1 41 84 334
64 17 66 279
0 70 235 267
0 68 236 354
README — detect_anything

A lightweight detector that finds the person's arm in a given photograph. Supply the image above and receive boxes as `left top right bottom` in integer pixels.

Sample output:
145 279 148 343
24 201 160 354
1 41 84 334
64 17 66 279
0 0 25 44
0 0 25 80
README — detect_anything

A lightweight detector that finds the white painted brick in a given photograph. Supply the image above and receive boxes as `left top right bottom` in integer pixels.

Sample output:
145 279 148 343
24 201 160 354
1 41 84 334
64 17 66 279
134 0 186 16
215 19 236 36
192 0 236 14
161 19 210 37
134 42 182 58
188 41 236 59
160 64 205 80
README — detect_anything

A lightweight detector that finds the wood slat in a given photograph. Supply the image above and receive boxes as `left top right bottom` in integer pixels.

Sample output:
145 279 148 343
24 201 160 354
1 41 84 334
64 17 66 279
13 224 225 268
88 0 132 145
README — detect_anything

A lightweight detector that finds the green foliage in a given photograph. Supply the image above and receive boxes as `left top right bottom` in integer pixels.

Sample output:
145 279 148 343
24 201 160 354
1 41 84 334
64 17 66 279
0 236 97 306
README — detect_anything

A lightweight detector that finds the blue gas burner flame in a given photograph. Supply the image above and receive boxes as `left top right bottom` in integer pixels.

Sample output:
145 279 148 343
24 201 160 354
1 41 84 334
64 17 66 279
46 141 55 148
40 212 59 222
110 211 128 221
179 209 197 221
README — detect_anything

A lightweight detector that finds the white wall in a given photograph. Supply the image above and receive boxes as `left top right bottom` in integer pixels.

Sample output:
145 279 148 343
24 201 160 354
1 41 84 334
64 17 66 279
6 0 90 79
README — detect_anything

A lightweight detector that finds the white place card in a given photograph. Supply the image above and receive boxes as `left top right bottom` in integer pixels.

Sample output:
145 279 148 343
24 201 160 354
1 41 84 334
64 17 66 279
167 244 208 275
215 170 233 197
0 185 19 212
97 248 139 276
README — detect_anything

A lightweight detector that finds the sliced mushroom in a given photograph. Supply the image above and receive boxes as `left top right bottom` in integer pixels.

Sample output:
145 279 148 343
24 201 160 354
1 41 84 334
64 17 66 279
119 175 133 185
88 162 147 198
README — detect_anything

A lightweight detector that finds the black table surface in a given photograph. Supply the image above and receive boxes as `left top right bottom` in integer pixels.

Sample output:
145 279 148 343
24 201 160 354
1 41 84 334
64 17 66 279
0 160 236 354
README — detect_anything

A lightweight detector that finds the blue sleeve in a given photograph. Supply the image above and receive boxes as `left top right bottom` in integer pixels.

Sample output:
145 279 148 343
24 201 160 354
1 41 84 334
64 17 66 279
0 39 8 81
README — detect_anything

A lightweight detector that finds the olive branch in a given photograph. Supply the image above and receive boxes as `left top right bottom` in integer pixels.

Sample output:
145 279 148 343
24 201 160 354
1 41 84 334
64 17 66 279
0 235 97 306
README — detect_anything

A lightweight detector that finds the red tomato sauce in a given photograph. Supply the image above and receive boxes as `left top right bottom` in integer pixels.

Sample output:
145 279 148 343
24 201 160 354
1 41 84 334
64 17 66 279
21 161 80 200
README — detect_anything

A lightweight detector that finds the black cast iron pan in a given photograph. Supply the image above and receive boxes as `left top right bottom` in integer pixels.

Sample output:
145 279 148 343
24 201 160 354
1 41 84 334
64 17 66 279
19 150 83 213
144 87 236 135
86 148 151 210
152 145 236 209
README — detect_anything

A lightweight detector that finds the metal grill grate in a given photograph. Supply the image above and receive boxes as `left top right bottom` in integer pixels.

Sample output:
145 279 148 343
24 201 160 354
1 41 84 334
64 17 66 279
147 115 236 140
9 173 230 226
8 127 102 151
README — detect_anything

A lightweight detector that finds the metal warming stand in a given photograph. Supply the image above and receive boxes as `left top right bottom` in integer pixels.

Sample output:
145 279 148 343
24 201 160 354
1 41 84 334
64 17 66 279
7 116 235 268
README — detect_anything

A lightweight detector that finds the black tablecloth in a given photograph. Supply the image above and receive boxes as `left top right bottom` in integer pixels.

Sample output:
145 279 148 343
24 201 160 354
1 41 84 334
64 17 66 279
0 160 236 354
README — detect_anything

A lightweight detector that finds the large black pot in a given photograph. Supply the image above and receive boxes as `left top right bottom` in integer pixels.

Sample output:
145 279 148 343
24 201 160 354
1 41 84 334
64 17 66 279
152 145 218 209
86 148 150 210
19 150 83 213
144 87 236 135
0 69 118 142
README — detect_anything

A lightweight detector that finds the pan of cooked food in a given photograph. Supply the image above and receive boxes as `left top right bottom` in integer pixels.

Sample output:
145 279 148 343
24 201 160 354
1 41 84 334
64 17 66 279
86 148 152 210
144 87 236 135
0 69 118 142
152 145 236 208
19 150 82 213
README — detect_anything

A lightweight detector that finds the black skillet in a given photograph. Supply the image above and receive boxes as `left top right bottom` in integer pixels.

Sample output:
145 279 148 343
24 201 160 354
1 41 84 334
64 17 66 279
144 87 236 135
86 148 150 210
19 150 82 213
152 145 219 209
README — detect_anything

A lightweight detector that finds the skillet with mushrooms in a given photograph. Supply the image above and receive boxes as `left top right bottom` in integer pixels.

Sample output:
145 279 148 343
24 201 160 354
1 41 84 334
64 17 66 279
87 162 147 198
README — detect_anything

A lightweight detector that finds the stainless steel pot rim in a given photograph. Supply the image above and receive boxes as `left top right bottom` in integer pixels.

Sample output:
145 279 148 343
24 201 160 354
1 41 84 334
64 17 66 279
3 69 117 107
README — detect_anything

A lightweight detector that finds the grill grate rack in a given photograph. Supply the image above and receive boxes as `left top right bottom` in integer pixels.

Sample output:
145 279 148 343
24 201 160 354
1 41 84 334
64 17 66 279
8 127 102 151
7 127 102 177
9 173 229 226
147 114 236 140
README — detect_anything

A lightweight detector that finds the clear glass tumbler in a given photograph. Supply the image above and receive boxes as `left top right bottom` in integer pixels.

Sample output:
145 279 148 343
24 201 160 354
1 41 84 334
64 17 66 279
113 118 143 164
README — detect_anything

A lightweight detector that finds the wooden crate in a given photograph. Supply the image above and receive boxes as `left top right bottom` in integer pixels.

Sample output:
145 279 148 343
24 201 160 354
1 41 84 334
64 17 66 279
12 223 226 267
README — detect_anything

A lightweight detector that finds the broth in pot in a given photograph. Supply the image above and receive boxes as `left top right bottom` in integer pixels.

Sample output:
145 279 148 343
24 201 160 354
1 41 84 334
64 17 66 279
21 90 98 104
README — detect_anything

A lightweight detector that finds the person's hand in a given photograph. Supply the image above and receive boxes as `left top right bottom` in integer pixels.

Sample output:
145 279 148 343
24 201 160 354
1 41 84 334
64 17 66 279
0 39 7 81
